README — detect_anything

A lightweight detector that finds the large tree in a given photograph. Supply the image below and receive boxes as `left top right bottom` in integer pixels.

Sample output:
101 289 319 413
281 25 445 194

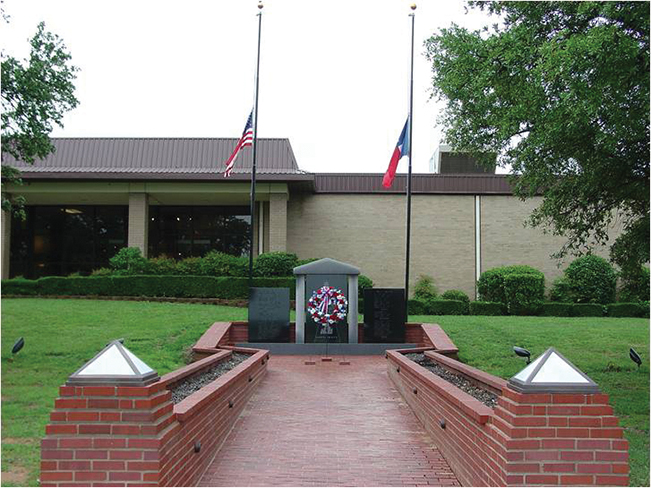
425 1 649 274
1 21 79 217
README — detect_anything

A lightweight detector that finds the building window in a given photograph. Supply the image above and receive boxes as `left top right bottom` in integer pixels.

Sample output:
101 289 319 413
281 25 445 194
148 206 251 259
10 206 128 279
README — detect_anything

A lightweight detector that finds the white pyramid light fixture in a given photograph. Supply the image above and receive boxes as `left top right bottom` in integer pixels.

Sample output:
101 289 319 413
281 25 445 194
67 340 159 386
508 347 599 393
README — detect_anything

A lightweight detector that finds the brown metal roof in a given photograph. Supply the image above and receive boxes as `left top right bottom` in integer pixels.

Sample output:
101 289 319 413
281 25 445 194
2 137 306 176
313 173 516 194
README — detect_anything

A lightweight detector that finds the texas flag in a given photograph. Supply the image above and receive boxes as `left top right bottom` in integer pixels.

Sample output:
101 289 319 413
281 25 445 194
383 117 410 188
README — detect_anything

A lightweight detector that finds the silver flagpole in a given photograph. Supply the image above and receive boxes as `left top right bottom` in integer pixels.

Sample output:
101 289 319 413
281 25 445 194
248 1 264 290
404 4 415 320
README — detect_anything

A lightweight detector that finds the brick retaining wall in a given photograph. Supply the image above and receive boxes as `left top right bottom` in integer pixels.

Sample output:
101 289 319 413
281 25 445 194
40 347 268 486
387 350 629 486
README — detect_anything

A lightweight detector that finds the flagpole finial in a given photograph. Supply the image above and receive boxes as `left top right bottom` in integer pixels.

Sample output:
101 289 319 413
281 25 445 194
258 1 264 9
410 4 417 11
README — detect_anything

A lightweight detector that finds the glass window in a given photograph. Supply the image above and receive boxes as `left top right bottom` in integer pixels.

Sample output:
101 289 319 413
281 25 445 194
9 206 128 278
148 206 251 259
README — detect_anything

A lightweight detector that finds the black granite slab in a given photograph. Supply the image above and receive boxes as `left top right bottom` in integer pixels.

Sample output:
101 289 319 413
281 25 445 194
363 288 406 343
248 287 290 343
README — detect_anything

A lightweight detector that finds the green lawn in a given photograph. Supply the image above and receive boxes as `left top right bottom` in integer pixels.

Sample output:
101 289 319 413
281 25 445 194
1 299 648 486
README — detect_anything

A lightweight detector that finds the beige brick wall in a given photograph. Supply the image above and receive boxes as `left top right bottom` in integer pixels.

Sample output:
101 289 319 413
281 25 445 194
287 194 477 298
1 209 11 280
128 193 149 256
480 196 621 288
269 193 288 252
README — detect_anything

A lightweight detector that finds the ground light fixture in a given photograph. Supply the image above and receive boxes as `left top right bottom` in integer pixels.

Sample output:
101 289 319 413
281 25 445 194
67 339 159 386
629 348 642 369
509 347 599 393
11 337 24 355
512 346 531 364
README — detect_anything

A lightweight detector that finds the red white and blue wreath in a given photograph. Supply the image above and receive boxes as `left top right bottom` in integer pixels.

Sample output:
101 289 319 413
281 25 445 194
308 286 348 326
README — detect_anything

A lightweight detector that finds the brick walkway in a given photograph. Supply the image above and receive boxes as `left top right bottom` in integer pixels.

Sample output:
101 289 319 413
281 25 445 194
199 356 460 487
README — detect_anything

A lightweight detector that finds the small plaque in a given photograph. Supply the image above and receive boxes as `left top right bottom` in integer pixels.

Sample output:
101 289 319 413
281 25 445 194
363 288 405 343
248 288 290 343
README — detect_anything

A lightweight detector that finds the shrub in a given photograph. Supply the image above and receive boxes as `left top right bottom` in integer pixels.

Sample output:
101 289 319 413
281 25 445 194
296 257 322 267
619 266 650 302
424 298 468 315
413 275 437 300
503 273 545 315
441 289 470 304
641 301 650 318
549 276 573 302
407 298 427 315
1 275 296 300
358 275 373 299
253 252 298 277
565 255 616 304
469 301 505 316
201 251 247 277
572 303 604 317
539 302 574 317
109 247 149 275
1 279 39 295
176 257 203 276
607 303 644 318
477 265 544 304
90 267 112 277
147 256 177 275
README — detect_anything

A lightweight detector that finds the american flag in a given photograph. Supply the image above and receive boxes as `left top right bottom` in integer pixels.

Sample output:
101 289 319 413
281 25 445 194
223 109 254 177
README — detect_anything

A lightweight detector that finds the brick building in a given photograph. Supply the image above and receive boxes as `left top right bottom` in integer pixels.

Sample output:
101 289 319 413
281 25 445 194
1 138 619 298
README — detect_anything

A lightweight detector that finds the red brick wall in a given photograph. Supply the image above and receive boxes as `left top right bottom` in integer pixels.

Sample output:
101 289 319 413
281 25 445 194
387 351 630 487
40 349 269 487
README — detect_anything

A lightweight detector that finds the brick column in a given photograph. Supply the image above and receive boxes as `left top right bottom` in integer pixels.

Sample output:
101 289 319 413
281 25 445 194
40 382 176 487
493 388 629 486
269 193 287 252
1 209 11 279
128 193 149 257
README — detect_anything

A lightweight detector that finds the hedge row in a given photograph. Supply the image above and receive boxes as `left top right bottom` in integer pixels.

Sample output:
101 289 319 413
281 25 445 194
408 298 469 316
2 276 295 300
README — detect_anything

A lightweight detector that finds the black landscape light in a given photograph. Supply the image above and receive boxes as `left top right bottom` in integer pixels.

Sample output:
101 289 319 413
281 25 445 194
12 337 24 355
513 346 531 364
629 348 642 369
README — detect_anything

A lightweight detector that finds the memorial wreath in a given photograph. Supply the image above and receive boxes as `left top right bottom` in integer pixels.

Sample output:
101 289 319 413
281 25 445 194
308 285 348 325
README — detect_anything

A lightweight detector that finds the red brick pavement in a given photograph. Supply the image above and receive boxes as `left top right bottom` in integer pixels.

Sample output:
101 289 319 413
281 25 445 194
199 355 460 487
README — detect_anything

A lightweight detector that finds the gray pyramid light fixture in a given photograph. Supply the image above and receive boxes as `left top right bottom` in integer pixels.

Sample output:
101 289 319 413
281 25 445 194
508 347 599 394
67 340 159 386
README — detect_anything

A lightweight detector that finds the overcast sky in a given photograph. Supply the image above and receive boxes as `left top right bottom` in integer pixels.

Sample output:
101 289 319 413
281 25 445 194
3 0 497 174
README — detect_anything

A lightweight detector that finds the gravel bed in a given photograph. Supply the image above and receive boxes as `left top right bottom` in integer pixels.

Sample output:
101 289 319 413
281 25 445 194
170 352 251 404
404 353 498 408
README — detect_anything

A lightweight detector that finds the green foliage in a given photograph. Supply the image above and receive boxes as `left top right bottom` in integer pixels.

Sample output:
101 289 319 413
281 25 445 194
469 301 506 316
539 302 574 317
175 257 203 276
425 1 649 274
549 276 573 302
147 256 177 275
642 302 650 319
1 275 295 300
424 298 468 316
90 267 112 277
413 275 437 300
407 298 427 315
2 22 79 217
619 266 650 303
358 274 373 300
108 247 149 275
572 303 604 317
296 257 322 267
565 255 617 304
607 303 645 318
253 252 298 277
200 250 247 277
477 265 544 304
503 273 545 315
441 289 470 304
1 278 39 295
